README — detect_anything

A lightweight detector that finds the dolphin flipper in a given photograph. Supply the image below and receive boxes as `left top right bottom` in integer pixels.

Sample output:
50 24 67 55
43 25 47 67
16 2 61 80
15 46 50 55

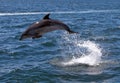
32 35 42 39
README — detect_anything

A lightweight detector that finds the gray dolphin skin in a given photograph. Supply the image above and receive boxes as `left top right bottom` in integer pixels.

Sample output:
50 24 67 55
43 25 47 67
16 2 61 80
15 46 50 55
19 13 78 40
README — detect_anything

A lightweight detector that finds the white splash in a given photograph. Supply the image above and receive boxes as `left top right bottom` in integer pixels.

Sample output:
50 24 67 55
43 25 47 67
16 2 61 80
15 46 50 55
0 9 119 16
57 33 102 66
62 40 102 66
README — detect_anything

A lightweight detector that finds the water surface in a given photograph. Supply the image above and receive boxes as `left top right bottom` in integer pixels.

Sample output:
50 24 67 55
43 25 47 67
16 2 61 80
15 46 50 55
0 0 120 83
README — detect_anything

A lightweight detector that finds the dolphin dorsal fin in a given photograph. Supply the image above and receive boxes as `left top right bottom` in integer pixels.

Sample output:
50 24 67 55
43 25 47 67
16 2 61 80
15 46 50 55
43 13 50 19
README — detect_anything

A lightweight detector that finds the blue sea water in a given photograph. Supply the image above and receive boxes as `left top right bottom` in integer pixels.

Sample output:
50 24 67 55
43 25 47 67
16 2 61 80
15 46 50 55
0 0 120 83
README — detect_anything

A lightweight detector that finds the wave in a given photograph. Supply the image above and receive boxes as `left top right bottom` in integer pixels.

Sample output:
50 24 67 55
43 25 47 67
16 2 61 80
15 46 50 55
0 9 119 16
51 33 102 66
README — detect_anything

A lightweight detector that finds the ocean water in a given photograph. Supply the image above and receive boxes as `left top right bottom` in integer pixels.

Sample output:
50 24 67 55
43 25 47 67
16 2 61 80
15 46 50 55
0 0 120 83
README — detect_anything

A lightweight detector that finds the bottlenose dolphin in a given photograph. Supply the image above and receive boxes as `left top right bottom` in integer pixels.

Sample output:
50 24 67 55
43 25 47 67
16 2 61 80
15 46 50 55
19 13 78 40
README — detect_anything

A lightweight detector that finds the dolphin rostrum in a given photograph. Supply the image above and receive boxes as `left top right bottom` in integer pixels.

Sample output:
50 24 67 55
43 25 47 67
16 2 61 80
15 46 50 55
19 13 78 40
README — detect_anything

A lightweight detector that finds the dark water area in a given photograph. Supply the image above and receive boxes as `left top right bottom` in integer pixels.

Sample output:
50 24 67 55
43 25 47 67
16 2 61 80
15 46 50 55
0 0 120 83
0 0 120 12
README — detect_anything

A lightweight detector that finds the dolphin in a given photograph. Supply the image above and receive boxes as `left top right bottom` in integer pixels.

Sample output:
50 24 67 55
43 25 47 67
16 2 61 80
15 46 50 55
19 13 78 40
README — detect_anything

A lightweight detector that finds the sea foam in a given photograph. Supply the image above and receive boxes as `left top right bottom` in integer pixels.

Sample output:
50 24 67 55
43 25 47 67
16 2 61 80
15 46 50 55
61 40 102 66
57 33 102 66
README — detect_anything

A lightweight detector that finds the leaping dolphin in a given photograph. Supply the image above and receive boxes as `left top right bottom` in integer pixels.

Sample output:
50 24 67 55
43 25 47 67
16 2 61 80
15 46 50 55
19 13 78 40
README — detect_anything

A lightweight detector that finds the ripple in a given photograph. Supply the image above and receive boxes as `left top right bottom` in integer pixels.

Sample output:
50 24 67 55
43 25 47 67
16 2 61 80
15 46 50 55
90 35 120 43
41 41 56 47
107 27 120 31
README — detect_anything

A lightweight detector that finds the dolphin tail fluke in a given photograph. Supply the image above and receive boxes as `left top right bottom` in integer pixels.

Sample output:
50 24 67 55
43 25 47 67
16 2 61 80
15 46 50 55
68 30 78 34
65 26 78 34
